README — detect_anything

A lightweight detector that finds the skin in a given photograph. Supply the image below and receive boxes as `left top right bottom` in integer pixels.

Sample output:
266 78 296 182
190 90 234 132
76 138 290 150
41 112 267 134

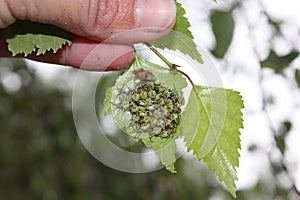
0 0 176 71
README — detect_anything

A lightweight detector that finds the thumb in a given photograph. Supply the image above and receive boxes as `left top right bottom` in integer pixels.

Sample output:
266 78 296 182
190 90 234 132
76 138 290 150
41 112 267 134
3 0 176 43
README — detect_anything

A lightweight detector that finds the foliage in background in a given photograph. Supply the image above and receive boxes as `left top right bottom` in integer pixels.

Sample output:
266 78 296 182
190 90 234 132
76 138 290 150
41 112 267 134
208 1 300 198
210 9 235 59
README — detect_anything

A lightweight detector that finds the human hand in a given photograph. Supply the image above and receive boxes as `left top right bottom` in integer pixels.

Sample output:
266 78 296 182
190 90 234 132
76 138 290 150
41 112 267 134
0 0 176 71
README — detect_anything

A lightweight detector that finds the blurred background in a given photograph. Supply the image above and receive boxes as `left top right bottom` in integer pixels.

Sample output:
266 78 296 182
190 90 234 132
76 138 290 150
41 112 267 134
0 0 300 199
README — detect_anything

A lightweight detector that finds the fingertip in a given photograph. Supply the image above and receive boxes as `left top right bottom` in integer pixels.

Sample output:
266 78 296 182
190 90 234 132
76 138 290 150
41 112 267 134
106 50 135 71
135 0 176 31
76 38 134 71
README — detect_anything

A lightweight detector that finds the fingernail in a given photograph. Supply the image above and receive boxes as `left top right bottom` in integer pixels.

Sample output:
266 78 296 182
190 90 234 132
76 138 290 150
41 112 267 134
135 0 176 30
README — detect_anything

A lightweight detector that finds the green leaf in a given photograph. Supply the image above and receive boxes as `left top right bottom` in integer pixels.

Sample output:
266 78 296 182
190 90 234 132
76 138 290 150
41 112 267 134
104 56 187 171
104 88 113 116
173 1 194 39
142 130 179 173
267 18 283 35
295 69 300 88
210 10 235 58
261 50 299 73
7 33 71 56
182 86 244 197
182 87 227 158
150 1 203 64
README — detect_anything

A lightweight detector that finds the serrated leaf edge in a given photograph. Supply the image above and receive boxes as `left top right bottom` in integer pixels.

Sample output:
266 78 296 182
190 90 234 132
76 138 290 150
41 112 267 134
7 34 72 57
181 86 244 198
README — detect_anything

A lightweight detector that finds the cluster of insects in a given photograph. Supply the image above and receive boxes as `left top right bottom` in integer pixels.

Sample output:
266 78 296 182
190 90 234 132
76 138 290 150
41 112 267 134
113 68 183 138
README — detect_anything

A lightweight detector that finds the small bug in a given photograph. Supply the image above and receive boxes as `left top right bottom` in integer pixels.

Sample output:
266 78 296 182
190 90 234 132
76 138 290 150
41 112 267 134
130 105 139 113
138 110 148 117
140 91 148 100
148 90 157 99
133 68 157 82
132 93 140 102
141 123 150 131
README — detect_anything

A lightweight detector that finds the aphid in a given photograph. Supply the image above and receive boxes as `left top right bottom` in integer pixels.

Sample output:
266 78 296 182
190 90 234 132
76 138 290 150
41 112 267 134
141 83 152 92
165 119 172 126
131 115 140 122
130 105 139 113
171 114 179 124
141 123 150 131
166 103 174 110
140 91 148 100
143 116 151 123
166 99 173 105
159 98 165 106
155 93 162 101
156 118 165 128
132 93 140 102
172 103 181 112
147 105 155 111
138 110 148 117
153 109 162 118
148 90 157 99
138 106 147 111
152 127 162 136
138 100 147 107
160 130 169 138
145 98 153 105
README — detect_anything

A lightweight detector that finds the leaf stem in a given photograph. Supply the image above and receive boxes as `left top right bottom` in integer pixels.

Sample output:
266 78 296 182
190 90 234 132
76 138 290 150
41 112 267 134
144 42 173 68
144 42 196 88
176 69 195 87
143 42 203 105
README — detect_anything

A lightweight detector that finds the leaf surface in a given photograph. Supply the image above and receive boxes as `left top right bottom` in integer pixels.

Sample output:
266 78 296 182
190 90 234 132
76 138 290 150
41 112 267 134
181 86 244 197
150 1 203 64
104 88 113 116
173 1 194 39
7 34 71 56
142 131 179 173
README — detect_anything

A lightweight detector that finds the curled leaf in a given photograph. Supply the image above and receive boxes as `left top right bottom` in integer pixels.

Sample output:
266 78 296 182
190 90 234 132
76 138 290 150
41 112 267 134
104 56 187 171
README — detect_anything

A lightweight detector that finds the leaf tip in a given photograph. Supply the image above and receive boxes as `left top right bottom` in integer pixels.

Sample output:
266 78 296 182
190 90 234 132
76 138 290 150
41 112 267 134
231 191 237 199
167 166 177 173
